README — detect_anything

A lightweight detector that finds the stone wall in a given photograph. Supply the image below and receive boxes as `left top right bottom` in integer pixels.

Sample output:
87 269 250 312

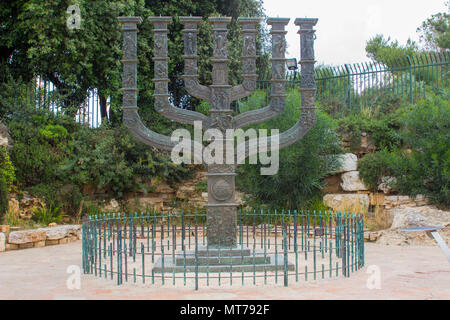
0 225 81 252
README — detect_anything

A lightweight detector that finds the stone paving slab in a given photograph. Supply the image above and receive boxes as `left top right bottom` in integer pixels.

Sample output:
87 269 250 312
0 242 449 300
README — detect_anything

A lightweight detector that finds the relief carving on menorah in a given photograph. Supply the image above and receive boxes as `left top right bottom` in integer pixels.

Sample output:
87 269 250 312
118 16 318 255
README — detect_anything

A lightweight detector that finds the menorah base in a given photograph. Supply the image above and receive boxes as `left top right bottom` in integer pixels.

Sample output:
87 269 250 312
152 245 295 273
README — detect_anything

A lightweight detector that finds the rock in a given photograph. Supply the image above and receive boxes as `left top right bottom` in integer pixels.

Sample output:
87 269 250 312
201 192 208 200
340 171 368 192
19 192 45 218
40 225 81 241
0 225 9 233
0 233 5 252
8 198 19 215
384 195 416 209
335 153 358 173
5 243 18 250
0 122 13 151
176 185 196 199
323 175 342 193
128 197 164 211
34 241 46 248
103 199 120 212
389 206 450 230
364 231 381 242
48 223 57 227
375 206 450 246
150 179 175 194
8 230 47 244
378 176 396 194
323 194 369 212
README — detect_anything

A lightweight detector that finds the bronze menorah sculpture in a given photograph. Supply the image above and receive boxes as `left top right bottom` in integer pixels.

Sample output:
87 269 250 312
118 16 318 255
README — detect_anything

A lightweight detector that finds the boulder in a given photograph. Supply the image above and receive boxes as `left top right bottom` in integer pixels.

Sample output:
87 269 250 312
8 230 47 244
340 171 368 192
376 206 450 246
335 153 358 173
323 194 369 212
103 199 120 212
389 206 450 230
40 225 81 240
0 122 13 151
0 233 5 252
378 176 396 194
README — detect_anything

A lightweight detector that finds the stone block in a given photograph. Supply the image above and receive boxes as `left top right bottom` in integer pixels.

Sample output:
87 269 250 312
341 171 368 192
19 242 34 249
58 238 69 244
0 225 9 233
8 230 47 244
34 240 46 248
45 239 59 246
6 243 18 251
323 194 369 212
0 232 5 252
334 153 358 173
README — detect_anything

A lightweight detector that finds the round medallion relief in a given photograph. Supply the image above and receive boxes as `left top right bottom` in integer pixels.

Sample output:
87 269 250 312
211 178 233 201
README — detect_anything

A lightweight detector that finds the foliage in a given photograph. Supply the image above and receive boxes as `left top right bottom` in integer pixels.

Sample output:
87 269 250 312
4 208 19 226
236 89 342 209
2 92 193 215
358 149 395 191
336 99 404 153
0 0 268 121
359 92 450 206
0 147 15 192
365 35 418 67
0 175 8 218
32 204 66 226
417 2 450 51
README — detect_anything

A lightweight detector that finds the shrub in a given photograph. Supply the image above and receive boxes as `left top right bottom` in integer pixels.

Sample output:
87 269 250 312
236 89 342 209
359 91 450 207
0 147 15 191
0 176 8 219
32 204 66 226
358 149 395 191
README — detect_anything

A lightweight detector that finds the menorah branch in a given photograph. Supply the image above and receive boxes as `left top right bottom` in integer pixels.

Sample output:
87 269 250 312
149 16 207 125
236 18 318 160
232 18 290 129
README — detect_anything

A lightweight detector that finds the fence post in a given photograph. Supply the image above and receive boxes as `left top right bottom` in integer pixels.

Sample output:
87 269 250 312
406 55 413 104
344 64 352 110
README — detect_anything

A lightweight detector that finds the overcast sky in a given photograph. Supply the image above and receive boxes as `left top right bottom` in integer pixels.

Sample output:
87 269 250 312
261 0 448 66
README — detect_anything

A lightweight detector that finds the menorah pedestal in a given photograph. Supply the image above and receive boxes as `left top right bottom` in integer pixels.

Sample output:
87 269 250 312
152 245 295 273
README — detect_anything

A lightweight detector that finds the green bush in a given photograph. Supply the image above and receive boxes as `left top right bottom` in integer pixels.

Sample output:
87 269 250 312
359 92 450 206
0 176 8 219
32 204 66 226
358 149 395 191
236 89 342 209
0 147 15 191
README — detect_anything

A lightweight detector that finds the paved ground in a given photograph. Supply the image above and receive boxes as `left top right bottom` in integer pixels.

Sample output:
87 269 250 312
0 241 449 300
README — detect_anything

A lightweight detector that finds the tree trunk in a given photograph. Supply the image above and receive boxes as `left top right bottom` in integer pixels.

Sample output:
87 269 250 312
99 92 108 122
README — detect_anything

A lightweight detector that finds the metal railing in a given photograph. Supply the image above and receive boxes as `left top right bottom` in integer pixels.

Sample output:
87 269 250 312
30 53 448 124
82 209 365 289
256 52 449 112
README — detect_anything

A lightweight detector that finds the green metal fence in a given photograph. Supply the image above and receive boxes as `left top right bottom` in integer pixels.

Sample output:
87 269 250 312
82 209 365 289
255 52 449 112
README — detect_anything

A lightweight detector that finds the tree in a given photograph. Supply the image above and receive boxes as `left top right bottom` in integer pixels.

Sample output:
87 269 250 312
0 0 148 119
365 35 418 67
417 1 450 51
0 0 269 122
